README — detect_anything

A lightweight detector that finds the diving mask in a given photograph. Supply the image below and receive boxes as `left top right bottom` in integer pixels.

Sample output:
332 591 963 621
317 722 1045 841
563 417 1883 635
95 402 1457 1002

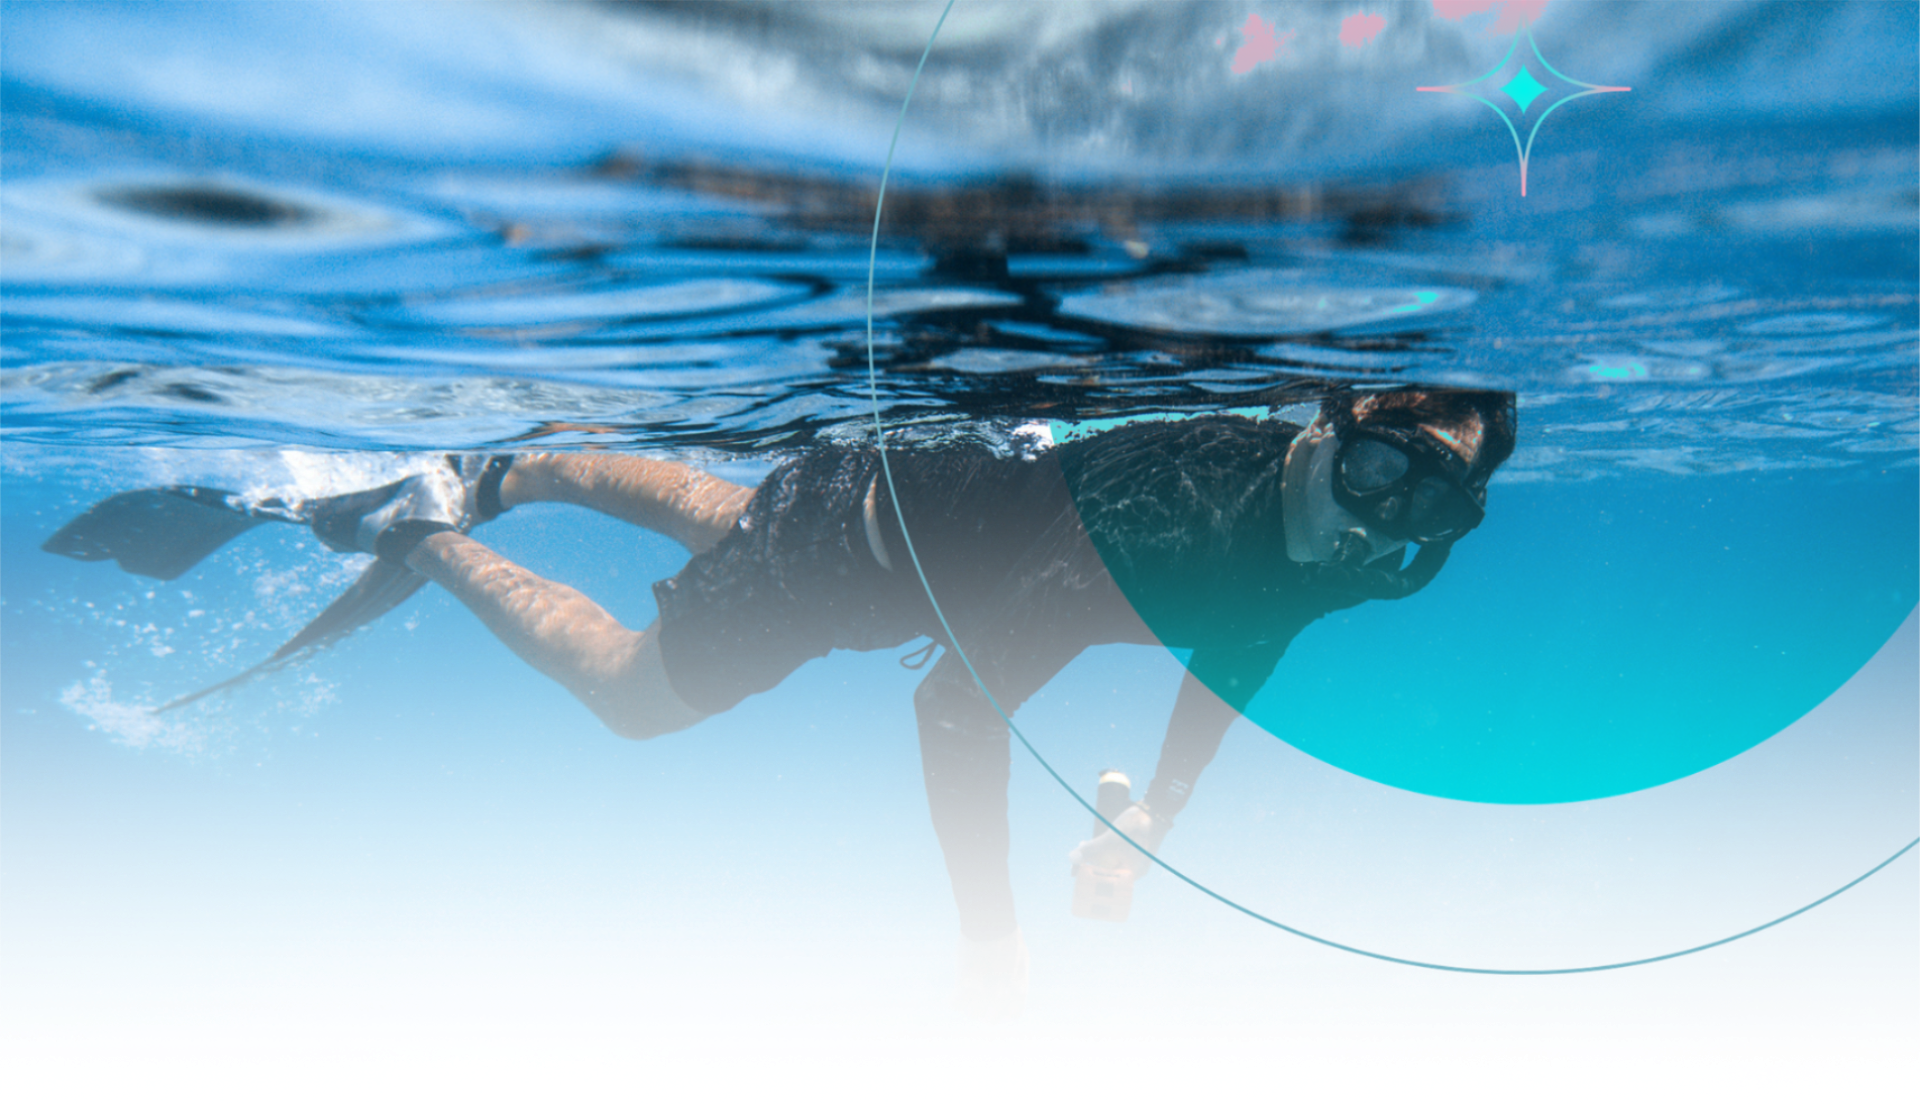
1282 413 1486 564
1331 427 1485 545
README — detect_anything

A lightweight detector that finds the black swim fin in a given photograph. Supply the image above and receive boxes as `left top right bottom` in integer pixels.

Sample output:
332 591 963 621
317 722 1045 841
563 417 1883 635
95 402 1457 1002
51 479 454 711
43 486 302 580
156 556 428 712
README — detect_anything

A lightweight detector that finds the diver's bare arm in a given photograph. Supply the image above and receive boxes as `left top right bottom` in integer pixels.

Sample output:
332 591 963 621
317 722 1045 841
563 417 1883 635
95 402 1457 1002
404 531 705 740
497 454 753 555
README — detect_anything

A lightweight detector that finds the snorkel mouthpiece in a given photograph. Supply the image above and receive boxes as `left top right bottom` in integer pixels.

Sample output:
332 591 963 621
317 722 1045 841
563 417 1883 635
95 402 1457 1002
1304 538 1454 600
1283 392 1495 599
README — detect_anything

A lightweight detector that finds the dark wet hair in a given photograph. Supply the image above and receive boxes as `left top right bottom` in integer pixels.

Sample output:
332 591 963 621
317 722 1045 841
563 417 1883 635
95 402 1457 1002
1326 387 1517 490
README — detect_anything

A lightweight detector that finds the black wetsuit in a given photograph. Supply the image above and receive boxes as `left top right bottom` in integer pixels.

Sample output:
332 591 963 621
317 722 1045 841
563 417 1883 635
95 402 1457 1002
655 415 1378 940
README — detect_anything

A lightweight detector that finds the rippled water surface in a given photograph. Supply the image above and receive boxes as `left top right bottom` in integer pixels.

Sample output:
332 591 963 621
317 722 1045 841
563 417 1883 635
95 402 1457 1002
2 4 1917 1090
5 128 1916 463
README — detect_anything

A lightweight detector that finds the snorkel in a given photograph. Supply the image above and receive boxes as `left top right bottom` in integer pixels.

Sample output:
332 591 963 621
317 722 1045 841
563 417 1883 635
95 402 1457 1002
1302 535 1455 600
1280 411 1409 567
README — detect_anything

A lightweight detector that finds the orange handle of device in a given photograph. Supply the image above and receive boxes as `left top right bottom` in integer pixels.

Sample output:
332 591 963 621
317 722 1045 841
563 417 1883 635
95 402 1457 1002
1075 859 1128 920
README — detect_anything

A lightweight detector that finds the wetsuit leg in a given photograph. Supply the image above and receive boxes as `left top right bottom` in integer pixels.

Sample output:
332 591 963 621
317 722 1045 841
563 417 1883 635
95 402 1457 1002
906 510 1144 940
917 652 1021 942
650 448 921 716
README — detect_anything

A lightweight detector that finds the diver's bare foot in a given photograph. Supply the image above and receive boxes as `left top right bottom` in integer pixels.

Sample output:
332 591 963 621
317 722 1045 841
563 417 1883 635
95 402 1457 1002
955 929 1029 1020
1067 802 1167 871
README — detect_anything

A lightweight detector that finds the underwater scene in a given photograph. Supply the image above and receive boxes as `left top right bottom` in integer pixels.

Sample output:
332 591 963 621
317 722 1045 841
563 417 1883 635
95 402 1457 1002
3 1 1916 1103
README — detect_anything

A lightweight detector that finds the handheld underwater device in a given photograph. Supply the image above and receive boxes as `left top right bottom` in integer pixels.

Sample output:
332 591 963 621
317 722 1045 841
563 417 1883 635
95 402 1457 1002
1071 769 1137 923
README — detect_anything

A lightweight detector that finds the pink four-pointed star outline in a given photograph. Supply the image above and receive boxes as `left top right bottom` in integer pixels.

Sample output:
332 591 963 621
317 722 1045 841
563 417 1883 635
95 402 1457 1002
1417 20 1629 195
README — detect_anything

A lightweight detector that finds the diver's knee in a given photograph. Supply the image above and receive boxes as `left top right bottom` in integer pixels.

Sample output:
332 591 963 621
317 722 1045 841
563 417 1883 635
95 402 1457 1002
596 707 697 742
914 674 1000 735
588 686 708 742
592 699 655 739
584 624 710 740
912 675 940 720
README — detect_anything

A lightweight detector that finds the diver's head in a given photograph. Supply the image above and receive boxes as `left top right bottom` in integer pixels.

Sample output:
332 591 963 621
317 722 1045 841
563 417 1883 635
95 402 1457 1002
1332 388 1515 544
1283 387 1516 564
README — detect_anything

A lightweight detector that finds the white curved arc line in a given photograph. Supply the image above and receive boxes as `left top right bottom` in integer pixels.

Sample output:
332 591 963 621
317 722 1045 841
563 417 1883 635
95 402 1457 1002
864 0 1912 974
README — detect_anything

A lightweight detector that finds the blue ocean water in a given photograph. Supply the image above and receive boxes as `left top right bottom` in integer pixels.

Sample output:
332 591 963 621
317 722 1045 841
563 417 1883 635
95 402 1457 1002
2 2 1916 1091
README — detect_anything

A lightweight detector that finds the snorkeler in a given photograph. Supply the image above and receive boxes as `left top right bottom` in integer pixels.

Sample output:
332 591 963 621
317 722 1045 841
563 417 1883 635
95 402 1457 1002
44 386 1515 1017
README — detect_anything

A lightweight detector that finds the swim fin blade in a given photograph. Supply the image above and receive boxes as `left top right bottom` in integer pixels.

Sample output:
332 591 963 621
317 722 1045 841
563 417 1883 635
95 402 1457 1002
42 486 301 581
156 556 428 713
49 484 434 712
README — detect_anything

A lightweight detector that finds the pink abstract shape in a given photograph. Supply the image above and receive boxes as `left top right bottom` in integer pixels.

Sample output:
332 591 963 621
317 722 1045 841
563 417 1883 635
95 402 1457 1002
1432 0 1548 35
1339 13 1387 47
1230 14 1295 74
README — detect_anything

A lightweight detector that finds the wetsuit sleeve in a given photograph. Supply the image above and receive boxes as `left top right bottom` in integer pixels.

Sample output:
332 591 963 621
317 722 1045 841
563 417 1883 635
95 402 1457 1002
1141 640 1289 819
1138 668 1239 820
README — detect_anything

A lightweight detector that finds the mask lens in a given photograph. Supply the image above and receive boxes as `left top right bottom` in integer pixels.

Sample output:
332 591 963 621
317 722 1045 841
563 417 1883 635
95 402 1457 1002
1340 438 1410 494
1407 477 1482 540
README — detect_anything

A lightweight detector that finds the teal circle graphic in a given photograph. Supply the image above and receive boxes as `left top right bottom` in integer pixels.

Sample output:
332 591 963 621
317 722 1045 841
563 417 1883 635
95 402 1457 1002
871 0 1920 967
1054 412 1918 803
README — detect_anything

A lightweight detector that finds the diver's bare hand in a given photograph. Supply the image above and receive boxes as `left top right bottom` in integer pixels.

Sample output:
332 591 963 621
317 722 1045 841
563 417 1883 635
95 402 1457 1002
1075 802 1159 871
955 929 1029 1020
